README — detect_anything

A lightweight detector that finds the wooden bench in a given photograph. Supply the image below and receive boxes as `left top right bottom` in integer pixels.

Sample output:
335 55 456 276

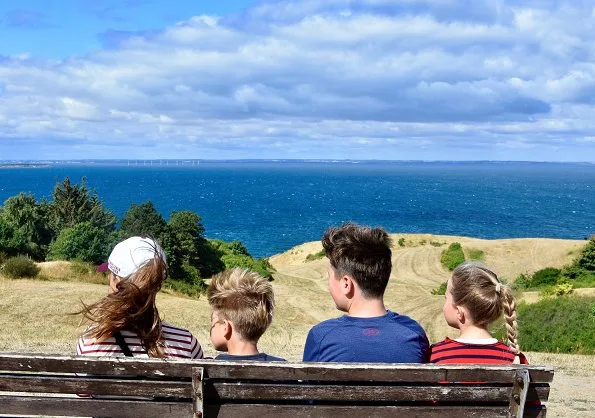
0 353 553 417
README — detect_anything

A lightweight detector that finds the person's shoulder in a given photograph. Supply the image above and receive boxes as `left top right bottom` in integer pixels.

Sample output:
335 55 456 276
386 311 427 334
430 337 454 349
308 316 346 334
161 322 196 339
263 353 287 362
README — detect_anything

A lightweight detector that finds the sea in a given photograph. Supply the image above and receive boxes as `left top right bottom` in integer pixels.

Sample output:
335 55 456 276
0 161 593 258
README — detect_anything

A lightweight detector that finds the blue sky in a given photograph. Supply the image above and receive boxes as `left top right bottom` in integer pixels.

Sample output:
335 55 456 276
1 0 594 161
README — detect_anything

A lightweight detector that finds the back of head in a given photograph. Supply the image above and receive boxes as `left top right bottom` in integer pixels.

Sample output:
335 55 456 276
450 261 520 354
322 222 392 298
207 267 274 342
82 236 168 357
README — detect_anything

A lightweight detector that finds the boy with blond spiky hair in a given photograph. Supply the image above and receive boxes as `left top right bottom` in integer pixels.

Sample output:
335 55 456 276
207 267 285 361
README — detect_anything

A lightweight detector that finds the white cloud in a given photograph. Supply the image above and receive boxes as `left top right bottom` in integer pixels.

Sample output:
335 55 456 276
1 0 595 160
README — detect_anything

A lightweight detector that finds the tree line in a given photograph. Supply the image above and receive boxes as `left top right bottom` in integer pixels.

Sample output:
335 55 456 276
0 178 273 289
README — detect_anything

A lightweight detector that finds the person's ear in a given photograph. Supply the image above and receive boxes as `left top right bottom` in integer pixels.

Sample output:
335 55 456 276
342 275 355 298
456 305 467 324
223 320 233 340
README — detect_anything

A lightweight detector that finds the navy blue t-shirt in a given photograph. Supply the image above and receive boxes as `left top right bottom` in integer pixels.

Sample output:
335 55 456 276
303 310 429 363
215 353 286 362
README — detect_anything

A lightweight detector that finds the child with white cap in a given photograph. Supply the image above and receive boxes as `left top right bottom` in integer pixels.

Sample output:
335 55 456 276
77 236 203 359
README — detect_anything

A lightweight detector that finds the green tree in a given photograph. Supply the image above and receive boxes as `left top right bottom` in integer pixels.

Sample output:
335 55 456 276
121 201 167 239
50 178 116 234
577 238 595 271
48 222 110 263
0 217 28 257
1 193 53 260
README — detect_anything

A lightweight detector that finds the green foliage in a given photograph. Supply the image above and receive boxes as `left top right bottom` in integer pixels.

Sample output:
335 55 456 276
209 239 275 280
576 237 595 271
48 222 110 264
429 241 445 247
162 211 204 280
162 278 204 299
512 296 595 354
467 248 485 261
431 282 447 295
306 249 326 261
121 201 166 238
0 217 28 258
440 242 465 271
513 268 562 290
540 279 574 298
397 237 406 247
1 256 40 279
0 193 53 260
50 178 116 234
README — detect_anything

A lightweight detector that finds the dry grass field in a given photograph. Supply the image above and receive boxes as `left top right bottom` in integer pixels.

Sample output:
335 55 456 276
0 234 593 416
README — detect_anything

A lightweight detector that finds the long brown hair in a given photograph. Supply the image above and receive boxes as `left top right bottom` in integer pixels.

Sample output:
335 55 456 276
450 262 520 355
79 244 167 358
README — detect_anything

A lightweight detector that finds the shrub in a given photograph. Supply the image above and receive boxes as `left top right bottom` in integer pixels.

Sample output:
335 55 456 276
531 267 561 287
398 238 406 247
430 241 444 247
507 296 595 354
1 256 40 279
48 222 110 264
440 243 465 271
431 282 447 295
467 248 485 261
306 249 326 261
513 268 563 290
541 280 574 298
163 278 204 299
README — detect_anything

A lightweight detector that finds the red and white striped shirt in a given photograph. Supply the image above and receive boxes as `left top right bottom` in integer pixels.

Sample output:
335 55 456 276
77 322 203 359
430 337 528 364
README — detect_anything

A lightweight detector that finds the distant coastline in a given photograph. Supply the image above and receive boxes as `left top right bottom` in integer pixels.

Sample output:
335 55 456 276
0 164 50 169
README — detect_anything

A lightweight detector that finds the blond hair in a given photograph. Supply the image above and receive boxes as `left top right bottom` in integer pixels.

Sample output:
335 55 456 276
79 246 167 357
207 267 274 342
450 262 520 355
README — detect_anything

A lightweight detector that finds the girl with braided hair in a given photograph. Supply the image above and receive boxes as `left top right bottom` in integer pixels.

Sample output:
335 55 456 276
430 261 528 364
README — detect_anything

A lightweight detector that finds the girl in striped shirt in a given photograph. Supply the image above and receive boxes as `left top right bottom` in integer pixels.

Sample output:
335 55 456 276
76 236 203 359
430 262 527 364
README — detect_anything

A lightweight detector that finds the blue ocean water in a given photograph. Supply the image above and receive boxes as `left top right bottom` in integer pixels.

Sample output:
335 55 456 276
0 161 593 258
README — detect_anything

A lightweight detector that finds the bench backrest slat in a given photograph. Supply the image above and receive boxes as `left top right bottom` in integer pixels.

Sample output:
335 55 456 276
0 374 191 398
205 382 549 403
0 396 192 418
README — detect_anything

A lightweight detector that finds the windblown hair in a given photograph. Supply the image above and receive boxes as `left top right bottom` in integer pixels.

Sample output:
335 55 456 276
450 262 520 355
79 243 167 358
322 222 392 298
207 267 274 343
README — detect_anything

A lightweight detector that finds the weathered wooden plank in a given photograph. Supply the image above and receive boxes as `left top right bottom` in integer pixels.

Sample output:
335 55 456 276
0 374 191 397
0 353 197 378
0 354 554 383
0 395 192 418
203 382 550 403
203 404 547 418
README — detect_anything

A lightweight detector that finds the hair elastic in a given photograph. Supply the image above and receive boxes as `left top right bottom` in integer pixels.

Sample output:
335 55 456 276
495 282 502 294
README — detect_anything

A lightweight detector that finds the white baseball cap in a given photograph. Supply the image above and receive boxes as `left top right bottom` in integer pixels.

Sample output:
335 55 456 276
97 236 166 278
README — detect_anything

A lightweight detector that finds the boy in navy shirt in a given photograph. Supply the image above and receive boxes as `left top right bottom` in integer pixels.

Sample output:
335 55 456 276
208 267 285 362
303 223 429 363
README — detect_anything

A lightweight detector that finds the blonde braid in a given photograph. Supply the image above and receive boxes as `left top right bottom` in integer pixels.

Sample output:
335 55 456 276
501 286 520 355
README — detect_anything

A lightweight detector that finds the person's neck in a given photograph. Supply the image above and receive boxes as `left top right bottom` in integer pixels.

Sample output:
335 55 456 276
457 323 493 340
346 297 387 318
225 339 260 356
